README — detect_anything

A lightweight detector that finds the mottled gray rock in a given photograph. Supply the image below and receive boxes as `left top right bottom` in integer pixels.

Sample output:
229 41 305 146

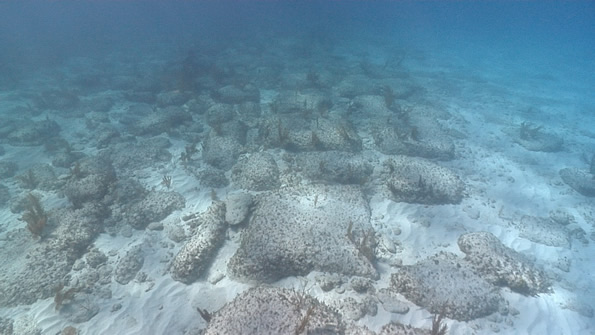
383 156 464 205
65 173 113 208
508 123 563 152
561 299 594 318
64 157 116 208
517 215 570 248
129 106 192 136
391 252 502 321
16 164 61 191
85 248 108 269
0 203 105 307
458 232 551 295
377 288 410 314
335 76 378 98
205 103 235 126
34 89 79 111
258 114 361 153
0 317 13 335
204 286 342 335
272 90 328 114
103 137 172 172
377 323 431 335
228 184 377 282
350 277 373 293
113 177 147 204
156 90 189 107
313 118 362 152
224 192 253 226
193 166 229 188
294 151 373 185
202 134 243 170
0 161 17 178
5 119 61 146
213 84 260 104
167 225 186 243
338 297 368 321
125 191 186 229
315 273 343 292
559 168 595 197
231 152 280 191
374 125 455 160
549 209 575 226
171 202 227 284
0 184 10 208
93 124 121 149
51 151 87 168
115 246 144 285
63 300 100 323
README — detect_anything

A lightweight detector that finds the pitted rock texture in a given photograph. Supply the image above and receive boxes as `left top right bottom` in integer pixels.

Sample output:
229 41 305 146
390 252 502 321
170 202 227 284
377 323 431 335
224 192 253 226
203 286 342 335
383 156 464 204
228 184 377 282
374 125 454 160
517 215 571 248
125 191 186 229
559 168 595 197
202 134 243 170
293 151 373 185
114 245 144 285
231 152 280 191
506 124 563 152
458 232 551 295
0 203 106 307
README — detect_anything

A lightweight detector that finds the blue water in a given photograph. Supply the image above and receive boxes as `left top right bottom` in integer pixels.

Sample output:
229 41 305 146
1 1 594 334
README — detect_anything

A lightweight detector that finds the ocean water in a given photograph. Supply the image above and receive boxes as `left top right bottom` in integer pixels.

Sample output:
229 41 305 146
0 1 594 334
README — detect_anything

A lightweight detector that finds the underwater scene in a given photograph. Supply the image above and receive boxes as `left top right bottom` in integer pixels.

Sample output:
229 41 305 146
0 1 594 334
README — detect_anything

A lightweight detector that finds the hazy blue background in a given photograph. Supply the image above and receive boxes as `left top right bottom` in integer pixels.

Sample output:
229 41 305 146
1 1 593 71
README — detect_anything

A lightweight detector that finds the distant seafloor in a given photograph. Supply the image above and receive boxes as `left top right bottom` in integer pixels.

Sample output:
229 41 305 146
0 2 594 335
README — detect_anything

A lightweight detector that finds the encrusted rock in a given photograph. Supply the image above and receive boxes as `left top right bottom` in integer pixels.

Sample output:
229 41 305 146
0 161 18 178
114 245 144 285
517 215 570 248
102 137 172 172
224 192 253 226
228 184 377 282
204 286 342 335
458 232 551 295
231 152 280 191
390 252 502 321
377 288 410 314
170 202 227 284
128 106 192 136
377 323 431 335
294 151 373 185
192 166 229 188
0 203 105 307
205 103 235 126
125 191 186 229
374 125 455 160
506 123 563 152
202 134 243 170
559 168 595 197
213 84 260 104
383 156 464 205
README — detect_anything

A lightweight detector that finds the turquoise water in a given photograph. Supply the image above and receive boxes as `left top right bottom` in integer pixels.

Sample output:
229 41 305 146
0 2 594 334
